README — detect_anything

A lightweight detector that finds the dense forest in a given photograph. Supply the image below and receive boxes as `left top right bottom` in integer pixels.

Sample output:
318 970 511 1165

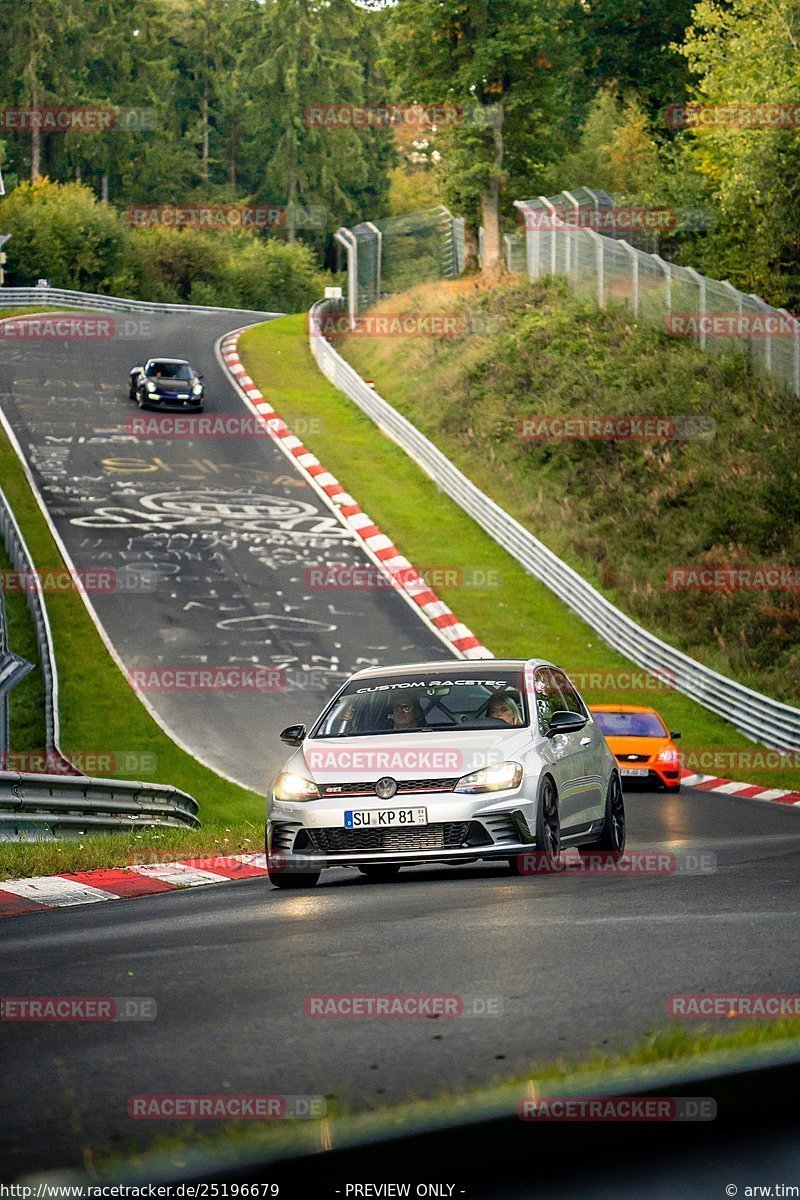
0 0 798 308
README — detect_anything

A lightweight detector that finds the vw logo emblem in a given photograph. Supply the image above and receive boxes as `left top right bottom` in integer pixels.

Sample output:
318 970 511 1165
375 777 397 800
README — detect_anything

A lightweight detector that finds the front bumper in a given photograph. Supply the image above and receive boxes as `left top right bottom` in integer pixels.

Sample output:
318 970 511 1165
616 761 680 788
140 397 204 412
267 792 600 871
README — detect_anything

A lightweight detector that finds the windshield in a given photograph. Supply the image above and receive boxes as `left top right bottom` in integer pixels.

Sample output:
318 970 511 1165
311 669 528 738
593 710 669 738
146 361 192 380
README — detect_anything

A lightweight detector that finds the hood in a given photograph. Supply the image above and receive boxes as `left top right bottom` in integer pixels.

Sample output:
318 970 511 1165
288 728 531 783
604 735 672 760
151 377 195 393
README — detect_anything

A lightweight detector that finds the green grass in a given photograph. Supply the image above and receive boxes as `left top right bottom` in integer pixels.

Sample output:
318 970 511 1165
0 419 265 877
81 1017 800 1178
0 306 85 318
238 314 800 791
0 826 262 882
0 538 47 752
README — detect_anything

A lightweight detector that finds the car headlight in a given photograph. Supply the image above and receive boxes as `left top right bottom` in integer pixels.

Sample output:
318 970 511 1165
454 760 523 794
192 383 203 396
145 380 156 392
657 748 679 763
273 771 320 801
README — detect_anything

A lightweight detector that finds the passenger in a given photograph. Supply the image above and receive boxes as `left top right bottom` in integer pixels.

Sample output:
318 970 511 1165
487 693 523 726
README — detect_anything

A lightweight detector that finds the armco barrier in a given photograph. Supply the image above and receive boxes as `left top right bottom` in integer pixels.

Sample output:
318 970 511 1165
0 484 64 761
0 771 199 838
0 286 282 317
308 298 800 752
0 486 202 834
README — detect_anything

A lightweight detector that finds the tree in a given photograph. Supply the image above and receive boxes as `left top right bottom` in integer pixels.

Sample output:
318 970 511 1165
239 0 394 241
576 0 696 116
388 0 580 278
677 0 800 306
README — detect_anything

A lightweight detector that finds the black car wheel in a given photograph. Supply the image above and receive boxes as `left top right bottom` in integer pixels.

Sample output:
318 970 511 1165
509 775 561 875
578 773 626 861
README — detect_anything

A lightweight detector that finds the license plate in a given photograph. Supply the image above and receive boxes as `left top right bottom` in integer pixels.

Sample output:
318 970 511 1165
344 807 427 828
620 768 648 778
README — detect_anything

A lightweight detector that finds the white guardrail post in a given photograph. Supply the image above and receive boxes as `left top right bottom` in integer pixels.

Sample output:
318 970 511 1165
308 298 800 752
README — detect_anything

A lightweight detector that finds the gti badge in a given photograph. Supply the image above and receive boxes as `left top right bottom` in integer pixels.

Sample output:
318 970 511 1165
375 777 397 800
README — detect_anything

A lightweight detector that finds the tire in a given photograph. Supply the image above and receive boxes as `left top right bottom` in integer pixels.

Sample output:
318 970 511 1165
578 773 626 861
509 775 560 875
268 870 320 890
663 782 681 793
357 865 401 882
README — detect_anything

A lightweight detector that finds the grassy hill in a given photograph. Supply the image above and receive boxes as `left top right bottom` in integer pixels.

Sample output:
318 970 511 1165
339 277 800 708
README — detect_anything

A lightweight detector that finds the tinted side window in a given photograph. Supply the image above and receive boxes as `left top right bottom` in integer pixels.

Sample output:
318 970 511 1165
552 671 586 716
533 668 564 733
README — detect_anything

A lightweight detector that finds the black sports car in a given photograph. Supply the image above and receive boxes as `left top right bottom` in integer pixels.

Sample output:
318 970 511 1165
128 358 204 410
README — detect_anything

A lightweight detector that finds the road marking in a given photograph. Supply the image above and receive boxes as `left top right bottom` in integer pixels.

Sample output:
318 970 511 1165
0 876 120 906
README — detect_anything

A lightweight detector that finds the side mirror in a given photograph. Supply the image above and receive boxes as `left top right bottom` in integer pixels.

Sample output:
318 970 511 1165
197 373 204 380
280 724 306 747
670 730 681 740
547 710 587 737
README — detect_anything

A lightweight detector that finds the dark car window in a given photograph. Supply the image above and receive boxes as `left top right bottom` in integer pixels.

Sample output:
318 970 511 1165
551 670 586 716
311 669 529 738
592 710 669 738
147 362 192 380
533 668 566 734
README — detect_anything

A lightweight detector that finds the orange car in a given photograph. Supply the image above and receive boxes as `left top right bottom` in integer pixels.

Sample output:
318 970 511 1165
590 704 682 791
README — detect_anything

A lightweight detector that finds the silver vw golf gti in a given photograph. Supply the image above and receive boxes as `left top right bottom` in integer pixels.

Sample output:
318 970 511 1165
266 659 624 887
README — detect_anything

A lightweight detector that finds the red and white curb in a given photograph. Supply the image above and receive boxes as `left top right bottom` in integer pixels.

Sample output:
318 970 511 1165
680 768 800 806
218 328 490 660
0 854 269 919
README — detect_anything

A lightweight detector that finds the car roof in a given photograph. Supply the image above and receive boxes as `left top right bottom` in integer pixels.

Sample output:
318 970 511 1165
147 357 190 365
347 659 554 680
589 703 662 715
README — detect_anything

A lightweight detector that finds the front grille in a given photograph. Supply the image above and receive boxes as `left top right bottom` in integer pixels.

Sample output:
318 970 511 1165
616 754 650 764
308 822 470 854
318 778 457 798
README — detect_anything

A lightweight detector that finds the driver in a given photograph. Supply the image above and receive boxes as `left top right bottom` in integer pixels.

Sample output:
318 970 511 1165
390 693 426 729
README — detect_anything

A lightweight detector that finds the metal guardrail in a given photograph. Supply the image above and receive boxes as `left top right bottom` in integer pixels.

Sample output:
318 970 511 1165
0 484 63 759
0 486 202 836
0 771 200 838
309 298 800 752
0 286 282 317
